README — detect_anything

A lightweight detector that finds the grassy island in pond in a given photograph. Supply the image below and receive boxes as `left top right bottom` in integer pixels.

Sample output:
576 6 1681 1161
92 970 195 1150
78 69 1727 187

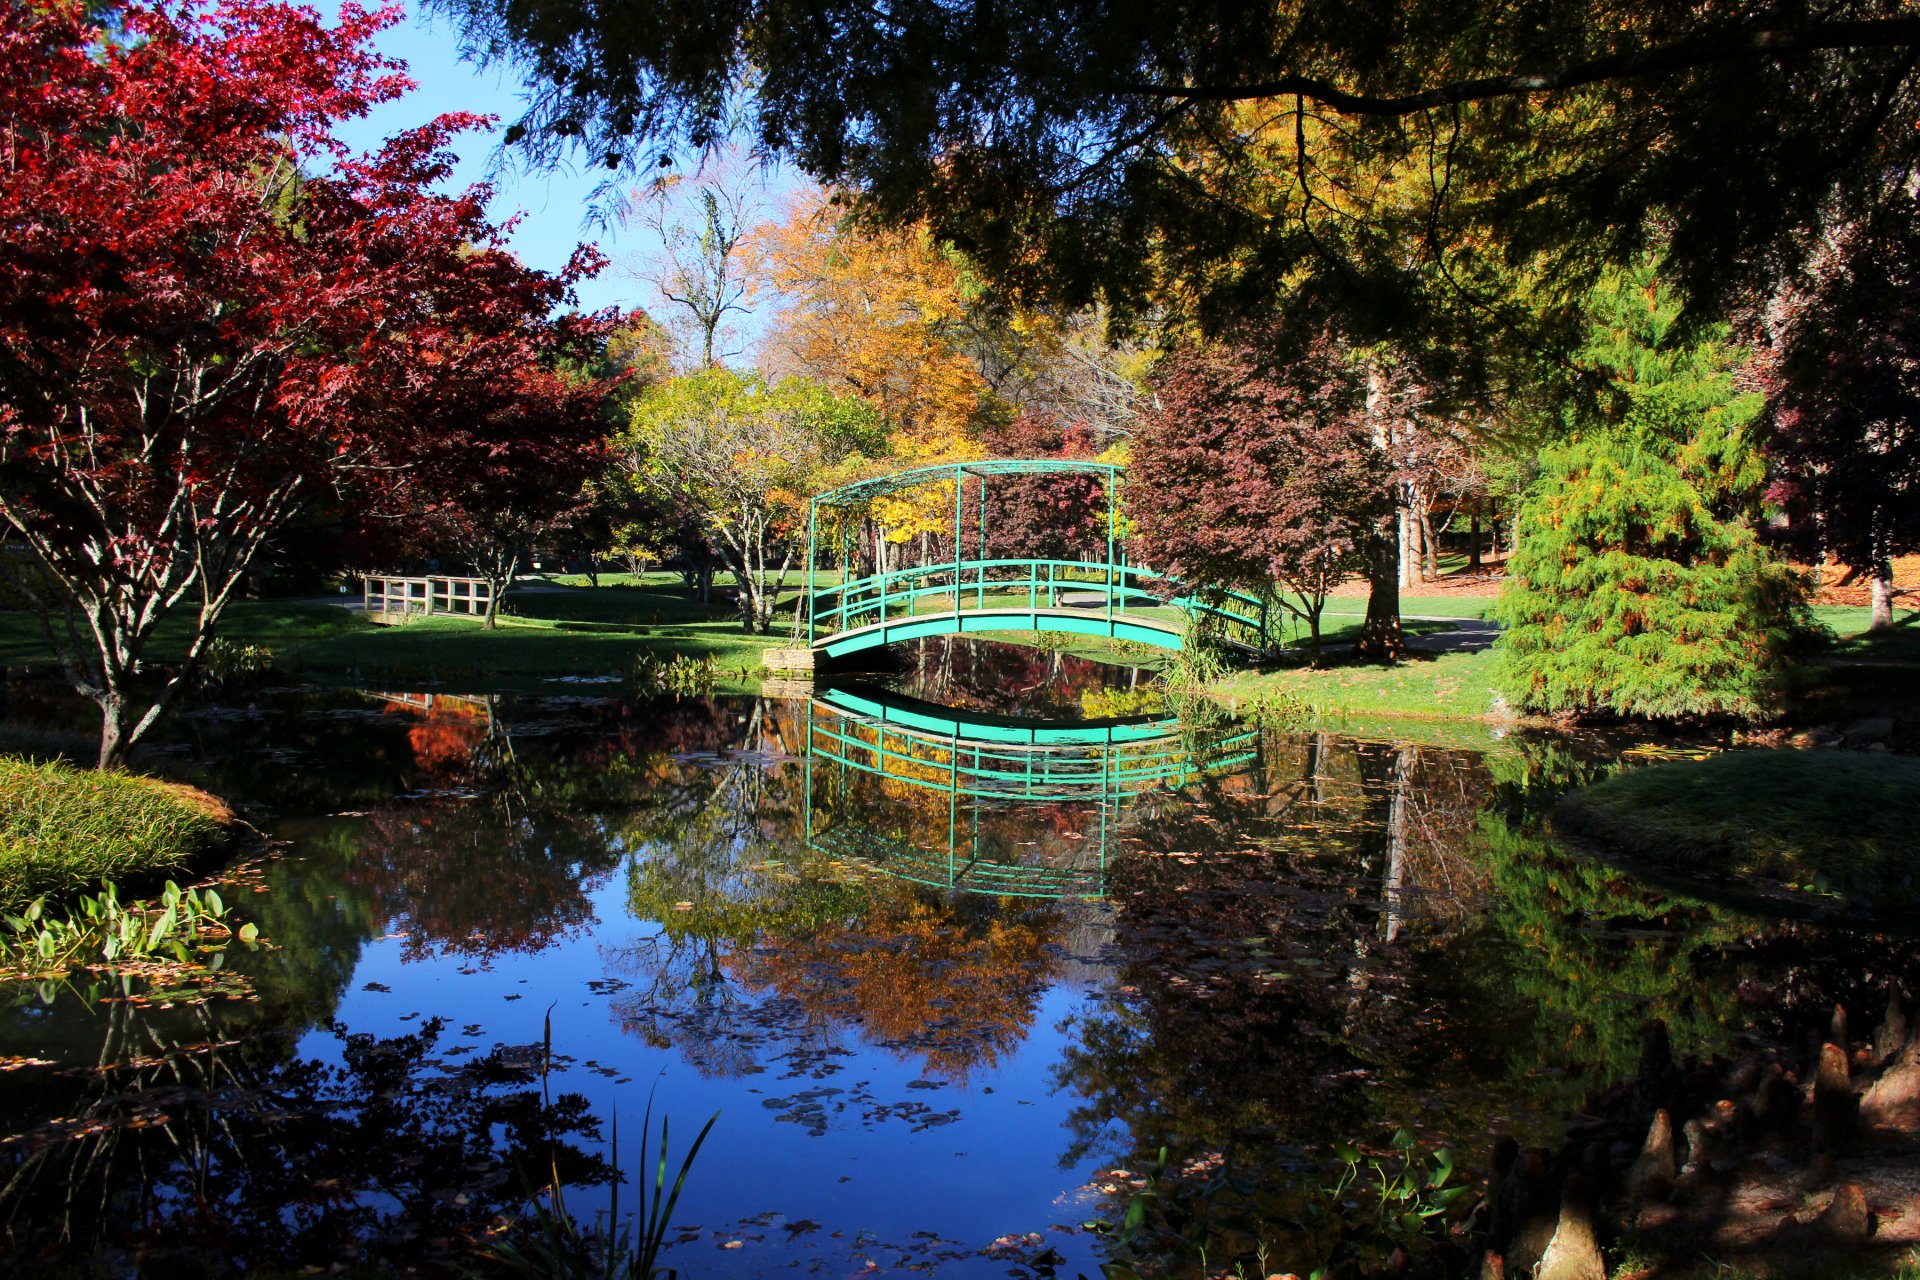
1555 750 1920 912
0 757 232 907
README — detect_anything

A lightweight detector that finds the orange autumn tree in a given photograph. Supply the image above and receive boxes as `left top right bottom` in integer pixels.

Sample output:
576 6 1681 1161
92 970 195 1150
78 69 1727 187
759 187 993 443
758 189 1007 569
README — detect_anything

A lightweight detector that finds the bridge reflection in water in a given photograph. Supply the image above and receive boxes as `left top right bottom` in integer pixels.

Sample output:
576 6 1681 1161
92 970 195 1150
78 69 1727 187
803 685 1259 899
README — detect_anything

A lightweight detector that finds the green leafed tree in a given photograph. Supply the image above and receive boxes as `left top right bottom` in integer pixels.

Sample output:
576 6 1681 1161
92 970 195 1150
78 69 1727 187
1493 264 1819 721
616 370 882 632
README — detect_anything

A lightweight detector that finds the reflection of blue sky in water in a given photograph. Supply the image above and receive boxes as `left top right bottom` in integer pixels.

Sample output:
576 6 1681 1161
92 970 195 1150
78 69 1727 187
1 656 1899 1277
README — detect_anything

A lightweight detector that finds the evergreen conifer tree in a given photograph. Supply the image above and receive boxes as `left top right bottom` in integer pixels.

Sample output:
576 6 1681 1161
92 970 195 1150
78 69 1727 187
1494 266 1818 720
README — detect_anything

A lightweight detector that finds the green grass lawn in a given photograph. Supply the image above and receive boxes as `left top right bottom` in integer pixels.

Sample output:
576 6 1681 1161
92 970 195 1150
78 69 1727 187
1833 609 1920 659
0 757 233 908
1554 750 1920 912
1204 601 1917 727
1210 646 1505 722
0 581 787 690
3 577 1909 699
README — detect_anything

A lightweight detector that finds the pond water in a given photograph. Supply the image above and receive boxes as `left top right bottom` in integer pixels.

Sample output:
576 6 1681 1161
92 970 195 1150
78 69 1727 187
0 638 1909 1277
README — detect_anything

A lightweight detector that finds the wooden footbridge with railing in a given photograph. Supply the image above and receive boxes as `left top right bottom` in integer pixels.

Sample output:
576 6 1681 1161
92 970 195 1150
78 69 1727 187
800 460 1273 661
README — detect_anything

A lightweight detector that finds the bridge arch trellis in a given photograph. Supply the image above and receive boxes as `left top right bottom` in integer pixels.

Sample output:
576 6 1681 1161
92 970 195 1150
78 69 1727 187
803 459 1270 659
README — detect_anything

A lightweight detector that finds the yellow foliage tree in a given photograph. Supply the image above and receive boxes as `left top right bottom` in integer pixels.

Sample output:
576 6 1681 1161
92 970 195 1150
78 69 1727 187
758 187 995 448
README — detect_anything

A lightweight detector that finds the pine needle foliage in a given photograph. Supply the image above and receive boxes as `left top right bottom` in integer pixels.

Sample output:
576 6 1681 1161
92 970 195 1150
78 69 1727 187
1494 265 1820 720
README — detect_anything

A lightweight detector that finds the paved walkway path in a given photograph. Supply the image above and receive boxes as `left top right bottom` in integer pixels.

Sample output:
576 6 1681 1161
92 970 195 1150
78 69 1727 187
1306 612 1503 656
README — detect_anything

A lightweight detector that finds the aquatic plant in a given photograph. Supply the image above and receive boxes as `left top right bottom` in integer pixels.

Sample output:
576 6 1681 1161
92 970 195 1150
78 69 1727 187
632 652 719 696
193 637 278 691
480 1014 718 1280
1086 1129 1471 1279
0 879 259 975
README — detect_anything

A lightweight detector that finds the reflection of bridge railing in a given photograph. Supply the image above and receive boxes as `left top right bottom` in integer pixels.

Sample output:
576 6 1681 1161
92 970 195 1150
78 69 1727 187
803 689 1259 900
803 460 1271 658
810 689 1259 802
809 823 1106 900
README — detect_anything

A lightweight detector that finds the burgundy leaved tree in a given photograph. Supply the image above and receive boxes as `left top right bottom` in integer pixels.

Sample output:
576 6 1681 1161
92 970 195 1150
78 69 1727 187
977 415 1109 561
0 0 612 766
387 358 613 628
1764 201 1920 630
1130 335 1393 665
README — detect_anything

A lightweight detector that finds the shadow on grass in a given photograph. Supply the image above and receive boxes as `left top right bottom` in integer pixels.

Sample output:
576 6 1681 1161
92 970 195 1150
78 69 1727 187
1554 749 1920 922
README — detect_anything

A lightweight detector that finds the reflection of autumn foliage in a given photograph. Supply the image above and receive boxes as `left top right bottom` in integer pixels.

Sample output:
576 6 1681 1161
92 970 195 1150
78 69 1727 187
380 697 490 780
346 801 615 962
731 893 1061 1081
337 695 640 963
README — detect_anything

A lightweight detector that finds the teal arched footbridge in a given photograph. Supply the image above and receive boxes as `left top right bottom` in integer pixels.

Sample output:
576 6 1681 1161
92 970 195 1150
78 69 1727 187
804 459 1271 659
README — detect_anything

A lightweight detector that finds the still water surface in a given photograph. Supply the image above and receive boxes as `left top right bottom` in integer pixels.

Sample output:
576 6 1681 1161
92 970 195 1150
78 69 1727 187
0 638 1899 1276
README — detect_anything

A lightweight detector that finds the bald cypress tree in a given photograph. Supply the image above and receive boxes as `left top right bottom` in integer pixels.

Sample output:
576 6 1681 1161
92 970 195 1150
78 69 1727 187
1494 266 1819 721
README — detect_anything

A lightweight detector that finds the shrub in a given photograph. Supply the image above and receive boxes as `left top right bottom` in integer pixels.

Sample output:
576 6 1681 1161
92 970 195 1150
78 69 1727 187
1495 264 1821 720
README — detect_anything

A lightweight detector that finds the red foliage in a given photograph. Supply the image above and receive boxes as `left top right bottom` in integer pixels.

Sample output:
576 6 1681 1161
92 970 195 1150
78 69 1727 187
1764 202 1920 619
975 414 1109 561
0 0 613 761
381 360 615 619
1129 335 1392 653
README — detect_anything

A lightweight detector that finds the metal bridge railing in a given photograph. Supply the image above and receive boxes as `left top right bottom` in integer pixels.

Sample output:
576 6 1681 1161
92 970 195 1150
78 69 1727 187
807 557 1271 652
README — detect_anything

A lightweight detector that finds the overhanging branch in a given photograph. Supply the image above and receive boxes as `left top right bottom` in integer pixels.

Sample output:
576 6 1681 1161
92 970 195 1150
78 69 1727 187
1116 18 1920 115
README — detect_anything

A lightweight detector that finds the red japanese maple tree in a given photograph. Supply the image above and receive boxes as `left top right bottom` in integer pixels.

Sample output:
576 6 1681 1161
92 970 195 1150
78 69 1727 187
385 362 612 627
1130 335 1394 664
0 0 613 765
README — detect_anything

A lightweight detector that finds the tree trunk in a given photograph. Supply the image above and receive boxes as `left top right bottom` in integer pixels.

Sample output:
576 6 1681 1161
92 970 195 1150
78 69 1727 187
1355 525 1407 662
1419 508 1438 581
1871 557 1896 630
96 694 128 771
1403 500 1428 586
1468 504 1482 571
1398 508 1417 588
481 553 517 629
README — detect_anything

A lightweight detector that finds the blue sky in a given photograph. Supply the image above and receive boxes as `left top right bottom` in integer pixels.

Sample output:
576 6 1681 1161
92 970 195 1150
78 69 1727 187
328 6 646 317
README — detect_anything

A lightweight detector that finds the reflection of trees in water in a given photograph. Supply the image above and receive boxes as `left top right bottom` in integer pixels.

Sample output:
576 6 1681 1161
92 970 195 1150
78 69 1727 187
327 691 784 966
337 696 627 962
1056 734 1514 1166
604 697 1075 1081
891 636 1160 721
1464 737 1920 1091
610 875 1066 1084
1054 728 1920 1278
728 892 1061 1082
0 998 611 1275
